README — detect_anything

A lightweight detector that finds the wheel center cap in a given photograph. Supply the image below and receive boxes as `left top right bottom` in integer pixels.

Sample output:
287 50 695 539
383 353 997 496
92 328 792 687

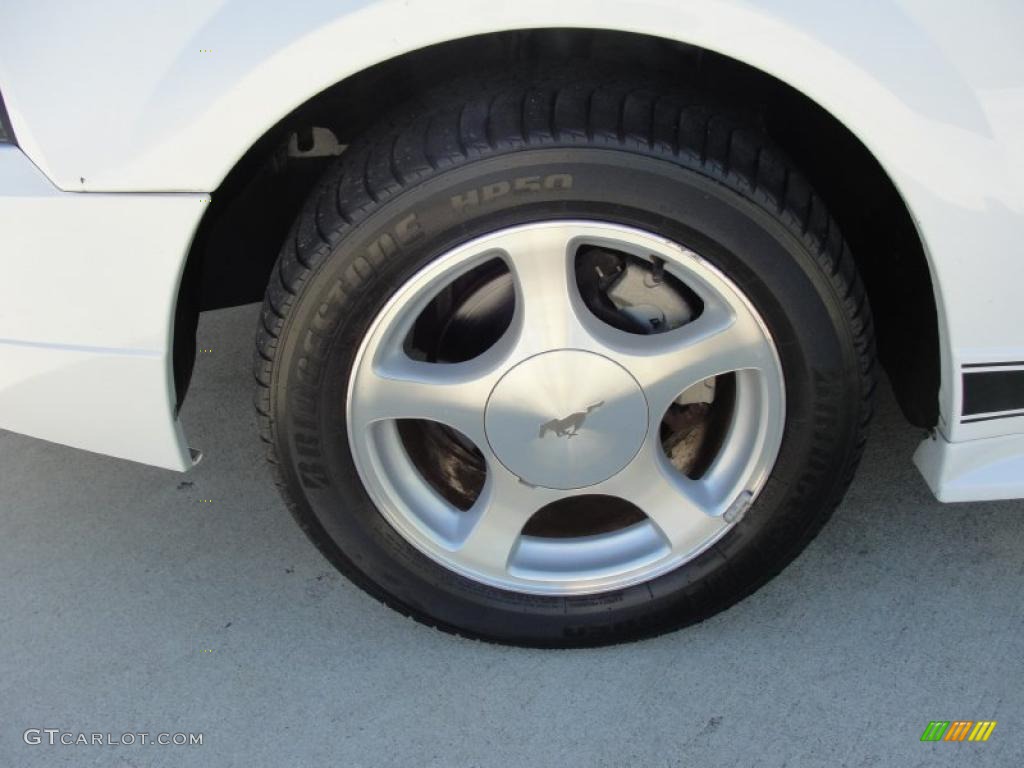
484 350 649 490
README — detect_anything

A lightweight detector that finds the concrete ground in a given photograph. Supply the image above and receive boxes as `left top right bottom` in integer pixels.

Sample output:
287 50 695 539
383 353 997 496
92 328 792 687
2 304 1022 767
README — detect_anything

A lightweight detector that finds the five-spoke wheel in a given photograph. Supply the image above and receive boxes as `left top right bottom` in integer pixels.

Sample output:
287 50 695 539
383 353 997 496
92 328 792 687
348 222 785 594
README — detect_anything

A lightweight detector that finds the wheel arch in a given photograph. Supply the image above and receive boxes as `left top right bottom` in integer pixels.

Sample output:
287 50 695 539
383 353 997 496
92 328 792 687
174 27 941 427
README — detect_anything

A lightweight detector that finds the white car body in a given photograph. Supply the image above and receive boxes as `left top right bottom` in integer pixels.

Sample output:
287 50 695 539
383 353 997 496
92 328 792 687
1 0 1023 500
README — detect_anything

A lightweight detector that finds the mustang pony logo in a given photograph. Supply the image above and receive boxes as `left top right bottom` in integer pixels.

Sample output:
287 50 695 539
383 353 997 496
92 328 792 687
538 401 605 439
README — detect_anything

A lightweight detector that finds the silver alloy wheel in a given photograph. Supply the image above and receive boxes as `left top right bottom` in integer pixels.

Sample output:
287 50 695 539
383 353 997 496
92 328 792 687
347 221 785 595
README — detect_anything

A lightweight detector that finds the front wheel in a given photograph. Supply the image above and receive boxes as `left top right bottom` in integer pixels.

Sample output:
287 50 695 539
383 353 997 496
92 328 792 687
254 69 874 646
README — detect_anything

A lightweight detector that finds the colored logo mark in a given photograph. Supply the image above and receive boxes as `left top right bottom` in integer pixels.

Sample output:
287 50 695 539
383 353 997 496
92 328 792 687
920 721 996 742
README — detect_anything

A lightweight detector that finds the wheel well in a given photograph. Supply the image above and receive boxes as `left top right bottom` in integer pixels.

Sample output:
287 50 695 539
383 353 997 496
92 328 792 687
174 28 939 427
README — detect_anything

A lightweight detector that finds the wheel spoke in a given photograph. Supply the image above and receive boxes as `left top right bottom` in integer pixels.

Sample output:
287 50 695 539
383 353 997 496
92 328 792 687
350 354 499 444
612 305 776 415
501 225 591 354
600 442 728 552
454 465 557 577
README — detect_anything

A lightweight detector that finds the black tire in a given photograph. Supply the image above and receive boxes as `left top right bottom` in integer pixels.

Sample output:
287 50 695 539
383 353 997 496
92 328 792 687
254 66 875 647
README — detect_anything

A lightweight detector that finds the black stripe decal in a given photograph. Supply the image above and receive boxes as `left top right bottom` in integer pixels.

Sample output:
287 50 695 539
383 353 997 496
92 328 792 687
962 411 1024 424
962 370 1024 417
963 360 1024 369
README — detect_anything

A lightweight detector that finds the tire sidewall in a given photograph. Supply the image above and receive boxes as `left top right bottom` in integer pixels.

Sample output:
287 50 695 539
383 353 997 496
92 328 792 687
271 147 862 644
